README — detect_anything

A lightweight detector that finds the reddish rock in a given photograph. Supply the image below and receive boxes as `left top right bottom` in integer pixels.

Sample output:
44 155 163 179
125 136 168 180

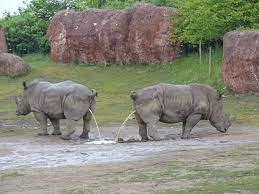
0 27 7 53
221 30 259 94
47 4 180 64
0 53 29 75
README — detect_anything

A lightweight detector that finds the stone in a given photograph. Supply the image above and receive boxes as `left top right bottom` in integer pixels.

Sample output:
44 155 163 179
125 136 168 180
0 27 7 53
0 53 29 75
221 29 259 94
47 4 180 64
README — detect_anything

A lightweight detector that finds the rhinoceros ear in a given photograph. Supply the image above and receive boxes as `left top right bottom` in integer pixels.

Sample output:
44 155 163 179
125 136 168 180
91 89 98 97
23 81 27 90
130 91 137 100
217 91 223 101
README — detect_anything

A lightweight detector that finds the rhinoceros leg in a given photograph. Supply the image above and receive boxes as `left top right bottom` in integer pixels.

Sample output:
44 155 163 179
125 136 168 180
33 112 49 136
181 114 202 139
135 112 148 141
80 112 91 139
61 119 76 140
50 118 61 135
147 121 160 141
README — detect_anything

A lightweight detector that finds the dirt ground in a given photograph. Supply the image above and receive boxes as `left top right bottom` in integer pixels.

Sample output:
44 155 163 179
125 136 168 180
0 120 259 194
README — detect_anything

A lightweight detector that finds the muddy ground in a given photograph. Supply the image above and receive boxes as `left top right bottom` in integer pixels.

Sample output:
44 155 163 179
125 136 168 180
0 120 259 193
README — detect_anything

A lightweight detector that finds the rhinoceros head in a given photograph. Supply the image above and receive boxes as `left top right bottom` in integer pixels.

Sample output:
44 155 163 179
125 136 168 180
15 81 31 116
210 112 232 133
208 92 232 133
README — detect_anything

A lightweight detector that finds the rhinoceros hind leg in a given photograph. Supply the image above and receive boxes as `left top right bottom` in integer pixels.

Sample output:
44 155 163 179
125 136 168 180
80 112 91 139
181 114 202 139
34 112 49 136
64 95 88 121
61 120 76 140
50 118 62 135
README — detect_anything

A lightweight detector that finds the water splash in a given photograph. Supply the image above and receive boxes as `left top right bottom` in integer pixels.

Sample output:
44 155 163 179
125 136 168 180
89 109 102 141
114 111 135 142
85 140 115 145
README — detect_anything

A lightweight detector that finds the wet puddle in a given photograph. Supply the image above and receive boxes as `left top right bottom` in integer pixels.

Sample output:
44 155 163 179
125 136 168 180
1 124 259 171
0 136 257 171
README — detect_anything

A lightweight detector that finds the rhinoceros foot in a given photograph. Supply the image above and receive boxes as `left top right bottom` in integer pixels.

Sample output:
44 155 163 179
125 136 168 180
141 137 149 142
181 134 191 139
37 132 49 136
60 135 72 140
51 131 62 135
79 134 89 139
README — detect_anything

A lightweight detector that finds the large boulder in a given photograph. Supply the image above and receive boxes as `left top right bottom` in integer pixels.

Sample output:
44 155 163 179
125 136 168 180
221 29 259 94
0 53 29 75
47 4 180 64
0 27 7 53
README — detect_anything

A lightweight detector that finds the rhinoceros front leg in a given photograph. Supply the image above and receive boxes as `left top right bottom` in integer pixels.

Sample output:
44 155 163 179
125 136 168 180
50 118 61 135
135 112 148 141
181 114 202 139
80 112 91 139
33 112 49 136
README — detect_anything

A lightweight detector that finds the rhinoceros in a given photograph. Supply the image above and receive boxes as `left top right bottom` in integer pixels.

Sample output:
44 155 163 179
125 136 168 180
15 80 97 139
130 83 231 141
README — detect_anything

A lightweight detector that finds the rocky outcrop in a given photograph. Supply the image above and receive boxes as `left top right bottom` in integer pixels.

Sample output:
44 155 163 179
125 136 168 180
47 4 179 64
0 27 7 53
0 53 29 75
221 30 259 94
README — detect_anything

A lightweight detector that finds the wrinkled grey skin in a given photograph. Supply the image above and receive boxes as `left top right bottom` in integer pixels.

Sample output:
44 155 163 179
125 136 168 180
130 83 232 141
16 80 97 140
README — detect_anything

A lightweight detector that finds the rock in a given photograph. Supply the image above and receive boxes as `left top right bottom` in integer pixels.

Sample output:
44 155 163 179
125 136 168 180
47 4 180 64
221 30 259 94
0 53 29 75
0 27 7 53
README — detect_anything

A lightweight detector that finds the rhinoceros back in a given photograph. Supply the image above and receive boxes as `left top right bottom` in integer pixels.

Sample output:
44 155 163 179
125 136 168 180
28 80 93 120
132 83 221 123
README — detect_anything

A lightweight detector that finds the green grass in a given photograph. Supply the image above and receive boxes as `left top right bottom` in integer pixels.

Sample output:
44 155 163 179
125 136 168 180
66 189 94 194
0 49 259 125
0 171 24 180
156 169 259 194
62 145 259 194
133 145 259 194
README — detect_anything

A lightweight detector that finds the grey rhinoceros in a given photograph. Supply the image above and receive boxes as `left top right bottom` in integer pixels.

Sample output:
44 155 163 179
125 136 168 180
15 79 97 140
130 83 231 141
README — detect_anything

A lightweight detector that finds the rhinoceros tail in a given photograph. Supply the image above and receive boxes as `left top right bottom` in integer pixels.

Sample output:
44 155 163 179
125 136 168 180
91 89 98 97
130 91 137 100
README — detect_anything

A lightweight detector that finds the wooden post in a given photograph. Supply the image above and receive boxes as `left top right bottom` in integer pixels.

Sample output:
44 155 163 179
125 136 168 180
208 46 212 78
199 40 202 64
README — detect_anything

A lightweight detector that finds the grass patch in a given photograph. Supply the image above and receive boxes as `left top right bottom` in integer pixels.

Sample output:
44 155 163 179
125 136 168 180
156 169 259 194
66 188 94 194
0 127 36 137
128 146 259 193
0 171 24 180
0 50 259 126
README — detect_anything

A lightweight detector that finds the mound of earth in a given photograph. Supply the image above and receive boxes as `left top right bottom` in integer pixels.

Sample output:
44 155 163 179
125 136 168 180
47 4 180 64
221 29 259 94
0 27 7 53
0 53 29 75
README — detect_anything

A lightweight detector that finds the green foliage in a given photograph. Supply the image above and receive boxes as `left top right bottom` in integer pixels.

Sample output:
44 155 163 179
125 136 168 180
0 0 75 55
74 0 175 10
173 0 259 44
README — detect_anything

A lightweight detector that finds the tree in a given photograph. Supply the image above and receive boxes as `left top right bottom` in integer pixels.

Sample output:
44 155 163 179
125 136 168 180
0 0 75 54
173 0 259 45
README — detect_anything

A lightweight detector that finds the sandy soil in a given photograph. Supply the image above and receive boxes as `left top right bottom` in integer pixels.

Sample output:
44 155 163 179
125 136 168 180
0 121 259 193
